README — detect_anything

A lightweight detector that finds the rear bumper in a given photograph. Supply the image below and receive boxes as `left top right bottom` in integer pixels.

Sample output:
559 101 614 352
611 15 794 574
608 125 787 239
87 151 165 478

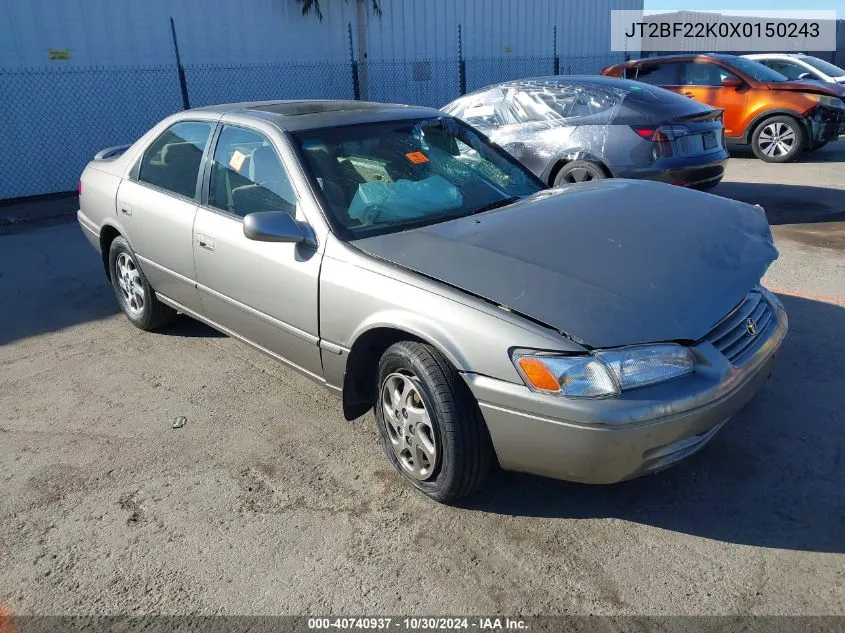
463 293 787 485
616 154 728 189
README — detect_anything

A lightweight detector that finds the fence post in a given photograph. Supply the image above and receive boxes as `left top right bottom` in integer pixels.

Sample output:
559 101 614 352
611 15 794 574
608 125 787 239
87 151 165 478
348 23 360 100
553 25 560 74
458 23 466 95
170 17 190 110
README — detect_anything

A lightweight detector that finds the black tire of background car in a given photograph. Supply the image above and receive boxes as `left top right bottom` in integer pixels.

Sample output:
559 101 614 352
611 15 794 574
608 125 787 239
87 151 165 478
108 236 177 331
375 341 493 503
553 160 607 186
751 115 805 163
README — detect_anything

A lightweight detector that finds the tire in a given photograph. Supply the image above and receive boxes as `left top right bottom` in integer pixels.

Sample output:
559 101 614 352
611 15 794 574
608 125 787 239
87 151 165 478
108 236 176 331
553 160 607 186
374 341 492 503
751 116 805 163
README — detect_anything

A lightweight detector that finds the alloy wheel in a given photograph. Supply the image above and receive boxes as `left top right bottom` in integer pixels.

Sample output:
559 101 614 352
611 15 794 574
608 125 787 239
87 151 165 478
758 122 796 158
562 167 595 183
115 252 144 317
381 372 438 480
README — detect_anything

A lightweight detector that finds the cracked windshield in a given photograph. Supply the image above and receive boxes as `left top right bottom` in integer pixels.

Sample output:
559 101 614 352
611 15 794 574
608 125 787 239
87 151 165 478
293 118 542 237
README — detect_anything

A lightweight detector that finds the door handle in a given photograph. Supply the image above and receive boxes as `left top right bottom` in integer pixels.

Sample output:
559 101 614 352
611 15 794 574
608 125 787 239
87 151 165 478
197 235 215 253
683 92 695 98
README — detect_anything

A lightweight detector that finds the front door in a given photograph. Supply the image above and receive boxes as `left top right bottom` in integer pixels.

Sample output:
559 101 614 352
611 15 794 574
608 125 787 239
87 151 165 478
679 62 749 138
192 123 323 379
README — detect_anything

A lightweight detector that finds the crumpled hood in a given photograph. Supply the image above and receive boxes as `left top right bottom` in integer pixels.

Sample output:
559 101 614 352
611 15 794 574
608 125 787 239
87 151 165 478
763 80 845 98
353 180 778 348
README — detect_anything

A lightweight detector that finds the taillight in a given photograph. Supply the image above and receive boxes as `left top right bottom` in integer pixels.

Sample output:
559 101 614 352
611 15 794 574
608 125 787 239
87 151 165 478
633 127 656 139
632 124 689 158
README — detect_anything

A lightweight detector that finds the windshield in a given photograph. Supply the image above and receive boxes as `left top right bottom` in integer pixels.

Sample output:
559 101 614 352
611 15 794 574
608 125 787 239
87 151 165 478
292 117 543 238
800 56 845 78
729 58 790 82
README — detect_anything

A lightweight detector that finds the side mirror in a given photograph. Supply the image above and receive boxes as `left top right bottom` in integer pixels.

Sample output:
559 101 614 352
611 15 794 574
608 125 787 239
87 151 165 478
243 211 309 244
798 72 815 81
721 77 743 89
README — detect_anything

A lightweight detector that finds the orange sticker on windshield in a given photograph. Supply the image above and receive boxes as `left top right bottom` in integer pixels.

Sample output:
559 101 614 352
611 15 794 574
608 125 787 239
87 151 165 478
405 151 429 164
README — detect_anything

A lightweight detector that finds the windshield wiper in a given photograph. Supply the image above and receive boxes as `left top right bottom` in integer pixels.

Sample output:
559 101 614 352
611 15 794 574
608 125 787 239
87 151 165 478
470 196 520 216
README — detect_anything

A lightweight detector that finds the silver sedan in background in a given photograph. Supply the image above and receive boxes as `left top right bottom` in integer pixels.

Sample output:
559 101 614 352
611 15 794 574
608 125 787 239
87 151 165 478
443 76 729 189
77 100 786 503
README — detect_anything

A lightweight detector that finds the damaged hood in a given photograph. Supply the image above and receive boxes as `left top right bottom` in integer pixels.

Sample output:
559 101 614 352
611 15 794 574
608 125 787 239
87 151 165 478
352 180 778 348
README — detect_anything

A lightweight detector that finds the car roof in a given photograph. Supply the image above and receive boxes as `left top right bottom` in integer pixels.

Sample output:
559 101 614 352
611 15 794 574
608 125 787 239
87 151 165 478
624 53 738 64
457 74 651 97
187 99 443 132
743 53 807 59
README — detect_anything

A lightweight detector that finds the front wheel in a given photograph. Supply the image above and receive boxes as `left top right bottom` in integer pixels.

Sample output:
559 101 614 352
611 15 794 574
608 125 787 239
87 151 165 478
375 341 493 503
751 116 805 162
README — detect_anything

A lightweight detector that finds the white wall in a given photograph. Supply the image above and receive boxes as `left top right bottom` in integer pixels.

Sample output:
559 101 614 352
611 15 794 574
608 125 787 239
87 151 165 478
0 0 642 68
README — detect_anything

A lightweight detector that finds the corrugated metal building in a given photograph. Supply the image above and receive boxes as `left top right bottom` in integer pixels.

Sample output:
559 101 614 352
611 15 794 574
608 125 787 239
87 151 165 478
0 0 642 199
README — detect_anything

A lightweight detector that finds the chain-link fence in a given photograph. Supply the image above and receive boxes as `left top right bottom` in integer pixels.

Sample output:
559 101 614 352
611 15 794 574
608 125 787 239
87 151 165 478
1 53 627 200
366 59 461 108
184 62 354 107
1 65 183 200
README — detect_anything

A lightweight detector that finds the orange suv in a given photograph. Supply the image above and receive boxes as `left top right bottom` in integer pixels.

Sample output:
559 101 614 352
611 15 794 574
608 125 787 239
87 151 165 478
603 54 845 162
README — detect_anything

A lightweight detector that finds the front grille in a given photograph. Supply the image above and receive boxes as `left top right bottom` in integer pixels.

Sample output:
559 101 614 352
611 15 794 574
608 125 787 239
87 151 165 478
703 287 775 367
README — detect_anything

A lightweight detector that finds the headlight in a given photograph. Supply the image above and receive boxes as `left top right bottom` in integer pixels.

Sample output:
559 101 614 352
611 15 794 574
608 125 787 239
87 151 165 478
513 344 694 398
806 94 845 109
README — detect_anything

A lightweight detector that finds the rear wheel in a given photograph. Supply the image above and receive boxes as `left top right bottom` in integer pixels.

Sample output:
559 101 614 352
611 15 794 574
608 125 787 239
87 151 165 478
553 160 607 186
109 236 176 331
374 341 492 503
751 116 804 163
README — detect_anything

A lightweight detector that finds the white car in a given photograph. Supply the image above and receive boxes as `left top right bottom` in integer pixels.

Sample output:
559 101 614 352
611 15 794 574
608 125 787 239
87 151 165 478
743 54 845 85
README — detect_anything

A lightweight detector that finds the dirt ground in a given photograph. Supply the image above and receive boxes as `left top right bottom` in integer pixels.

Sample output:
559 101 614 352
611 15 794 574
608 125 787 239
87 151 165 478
1 144 843 616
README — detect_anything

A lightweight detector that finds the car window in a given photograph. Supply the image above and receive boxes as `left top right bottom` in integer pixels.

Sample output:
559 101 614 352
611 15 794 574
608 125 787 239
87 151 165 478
634 62 681 85
207 125 296 218
292 117 543 239
728 57 789 82
760 59 814 81
508 85 618 121
800 56 845 77
447 88 516 129
137 121 213 198
682 62 731 87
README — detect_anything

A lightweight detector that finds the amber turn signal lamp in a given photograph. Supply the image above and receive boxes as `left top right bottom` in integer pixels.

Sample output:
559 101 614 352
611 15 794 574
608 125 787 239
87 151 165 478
517 357 561 392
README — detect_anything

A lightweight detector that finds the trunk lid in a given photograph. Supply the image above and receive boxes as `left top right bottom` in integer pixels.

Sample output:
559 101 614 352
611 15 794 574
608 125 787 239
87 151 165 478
353 180 777 348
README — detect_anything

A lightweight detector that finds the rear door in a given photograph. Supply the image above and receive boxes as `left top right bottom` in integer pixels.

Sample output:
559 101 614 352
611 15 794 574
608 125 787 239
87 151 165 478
679 62 748 138
192 122 323 379
116 120 214 312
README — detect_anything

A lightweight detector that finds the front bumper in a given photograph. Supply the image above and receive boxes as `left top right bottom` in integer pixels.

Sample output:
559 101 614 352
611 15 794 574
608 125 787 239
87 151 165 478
463 294 788 484
807 105 843 146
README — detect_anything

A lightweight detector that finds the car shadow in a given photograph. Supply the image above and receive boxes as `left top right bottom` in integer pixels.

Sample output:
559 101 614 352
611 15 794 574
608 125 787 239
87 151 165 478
728 138 845 162
153 314 225 338
463 294 845 554
712 181 845 225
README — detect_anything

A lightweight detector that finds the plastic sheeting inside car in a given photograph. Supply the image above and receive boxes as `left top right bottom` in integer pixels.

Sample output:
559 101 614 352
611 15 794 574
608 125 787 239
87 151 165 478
348 175 463 224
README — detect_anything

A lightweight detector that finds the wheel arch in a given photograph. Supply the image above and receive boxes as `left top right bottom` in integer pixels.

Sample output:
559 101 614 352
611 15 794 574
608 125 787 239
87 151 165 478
341 323 468 422
741 108 807 144
98 223 122 281
545 152 612 186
